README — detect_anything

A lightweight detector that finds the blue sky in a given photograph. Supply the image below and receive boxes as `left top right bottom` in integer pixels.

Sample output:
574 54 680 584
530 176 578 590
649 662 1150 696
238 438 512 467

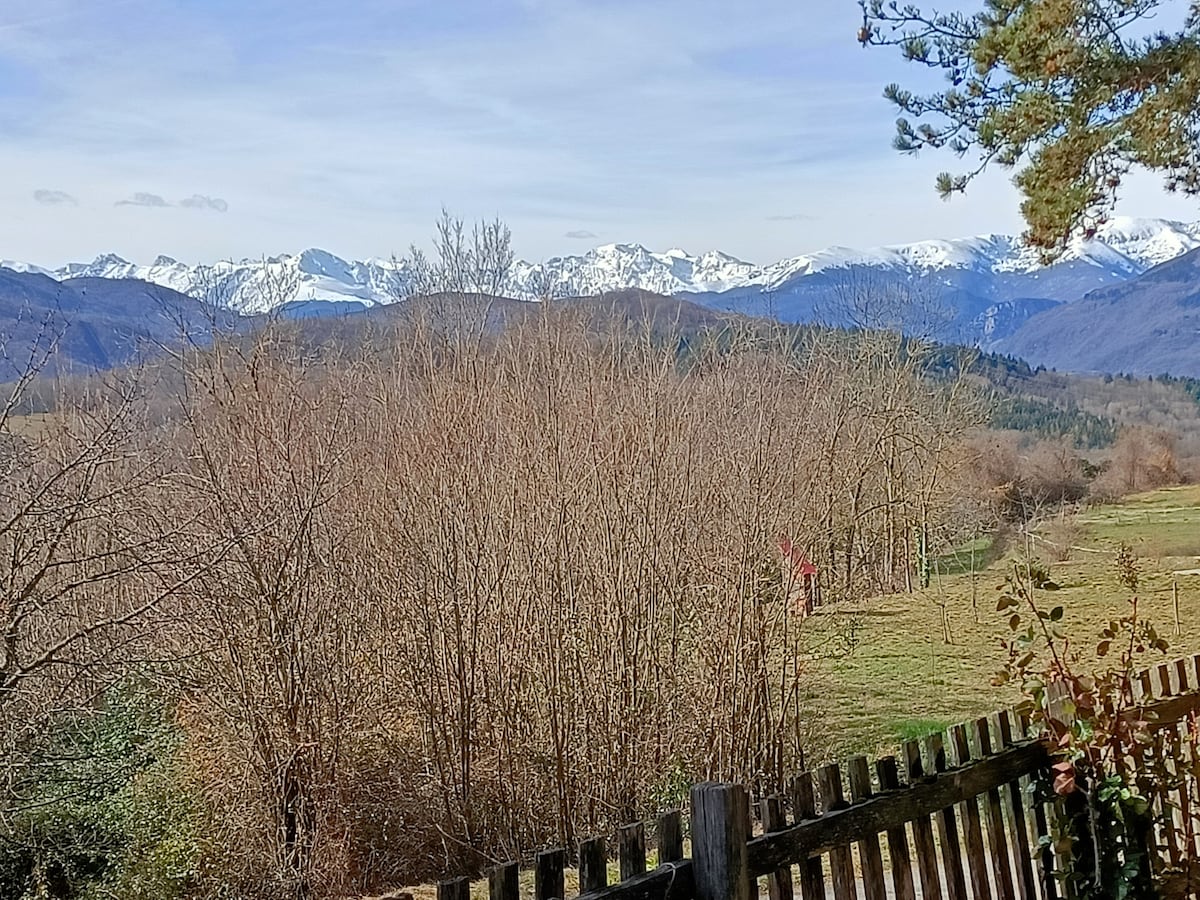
2 0 1197 266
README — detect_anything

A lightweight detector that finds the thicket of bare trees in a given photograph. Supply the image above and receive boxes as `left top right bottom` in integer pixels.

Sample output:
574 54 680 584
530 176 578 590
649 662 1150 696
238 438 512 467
0 222 983 899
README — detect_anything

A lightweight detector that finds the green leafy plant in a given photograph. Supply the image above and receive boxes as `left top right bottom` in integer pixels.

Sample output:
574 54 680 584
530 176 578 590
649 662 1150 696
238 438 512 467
993 544 1169 897
0 681 205 900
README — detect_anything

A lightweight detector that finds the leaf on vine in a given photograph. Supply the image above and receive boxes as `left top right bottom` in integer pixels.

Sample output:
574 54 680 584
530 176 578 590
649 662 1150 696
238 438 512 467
1052 760 1076 795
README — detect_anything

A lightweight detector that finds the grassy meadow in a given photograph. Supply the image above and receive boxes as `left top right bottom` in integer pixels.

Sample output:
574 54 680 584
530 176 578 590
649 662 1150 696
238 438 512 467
803 484 1200 763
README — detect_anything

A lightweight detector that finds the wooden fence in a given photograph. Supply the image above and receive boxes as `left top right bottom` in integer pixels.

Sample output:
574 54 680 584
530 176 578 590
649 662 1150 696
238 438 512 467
437 654 1200 900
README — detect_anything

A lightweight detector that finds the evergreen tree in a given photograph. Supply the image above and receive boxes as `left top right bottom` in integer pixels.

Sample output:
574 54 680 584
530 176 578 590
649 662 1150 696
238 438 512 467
860 0 1200 258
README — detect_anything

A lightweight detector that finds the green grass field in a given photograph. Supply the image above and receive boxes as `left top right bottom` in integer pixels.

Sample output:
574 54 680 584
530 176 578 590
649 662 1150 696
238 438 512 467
802 484 1200 763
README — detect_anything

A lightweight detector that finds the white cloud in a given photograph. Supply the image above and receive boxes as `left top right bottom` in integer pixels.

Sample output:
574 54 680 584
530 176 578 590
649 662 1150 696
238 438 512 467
33 188 77 206
179 194 229 212
115 192 169 208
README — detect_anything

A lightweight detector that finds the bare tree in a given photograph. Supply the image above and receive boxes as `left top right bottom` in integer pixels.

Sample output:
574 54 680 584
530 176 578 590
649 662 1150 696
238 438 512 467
0 322 217 797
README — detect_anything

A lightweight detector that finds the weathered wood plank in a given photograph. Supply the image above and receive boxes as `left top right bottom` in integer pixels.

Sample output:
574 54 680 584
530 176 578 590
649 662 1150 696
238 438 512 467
437 876 470 900
762 795 795 900
1019 711 1058 900
900 741 941 900
579 838 608 893
575 862 694 900
1123 681 1200 734
535 848 565 900
691 782 751 900
875 756 916 900
489 862 519 900
619 822 648 881
949 724 992 900
1170 659 1197 861
788 773 826 900
816 764 858 900
847 757 887 900
995 712 1036 900
924 732 968 900
974 717 1016 900
657 811 684 864
1151 666 1184 869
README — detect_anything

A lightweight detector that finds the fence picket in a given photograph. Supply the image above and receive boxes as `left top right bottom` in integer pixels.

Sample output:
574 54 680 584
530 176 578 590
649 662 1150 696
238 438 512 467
816 764 859 900
535 848 565 900
1172 658 1198 860
657 810 684 863
847 756 887 900
1151 665 1185 870
578 837 608 893
973 717 1016 899
875 756 916 900
1018 711 1058 900
788 772 827 900
923 732 969 900
949 724 993 900
437 876 470 900
618 822 647 881
994 712 1037 900
901 740 942 900
762 795 795 900
489 862 519 900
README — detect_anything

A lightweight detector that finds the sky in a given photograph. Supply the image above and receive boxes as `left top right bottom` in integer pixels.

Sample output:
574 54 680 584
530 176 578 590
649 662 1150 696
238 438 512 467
2 0 1198 268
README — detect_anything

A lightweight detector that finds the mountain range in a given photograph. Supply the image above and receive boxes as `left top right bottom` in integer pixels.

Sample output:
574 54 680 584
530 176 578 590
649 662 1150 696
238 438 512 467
4 215 1200 377
5 216 1199 331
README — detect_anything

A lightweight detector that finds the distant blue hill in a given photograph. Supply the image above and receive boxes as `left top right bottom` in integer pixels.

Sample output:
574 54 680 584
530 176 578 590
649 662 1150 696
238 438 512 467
0 267 238 381
995 247 1200 377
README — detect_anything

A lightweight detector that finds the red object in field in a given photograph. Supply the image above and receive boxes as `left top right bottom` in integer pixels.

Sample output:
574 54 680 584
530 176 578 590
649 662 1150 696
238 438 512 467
777 535 820 615
778 536 818 577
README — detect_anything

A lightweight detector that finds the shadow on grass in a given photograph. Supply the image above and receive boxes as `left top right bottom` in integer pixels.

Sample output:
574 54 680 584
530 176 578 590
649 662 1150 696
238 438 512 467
933 532 1010 577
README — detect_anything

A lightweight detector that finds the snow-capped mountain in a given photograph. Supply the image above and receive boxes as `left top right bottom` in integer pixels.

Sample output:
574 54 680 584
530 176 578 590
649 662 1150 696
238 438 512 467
0 250 408 315
5 216 1200 318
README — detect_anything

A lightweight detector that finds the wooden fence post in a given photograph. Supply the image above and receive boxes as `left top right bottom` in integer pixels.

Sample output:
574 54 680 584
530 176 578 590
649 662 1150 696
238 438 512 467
489 862 519 900
618 822 647 880
578 838 607 893
657 810 684 863
690 782 751 900
535 849 565 900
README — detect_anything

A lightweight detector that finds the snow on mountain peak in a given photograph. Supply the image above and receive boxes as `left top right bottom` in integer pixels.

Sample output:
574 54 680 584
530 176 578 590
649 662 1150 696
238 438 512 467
15 216 1199 313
